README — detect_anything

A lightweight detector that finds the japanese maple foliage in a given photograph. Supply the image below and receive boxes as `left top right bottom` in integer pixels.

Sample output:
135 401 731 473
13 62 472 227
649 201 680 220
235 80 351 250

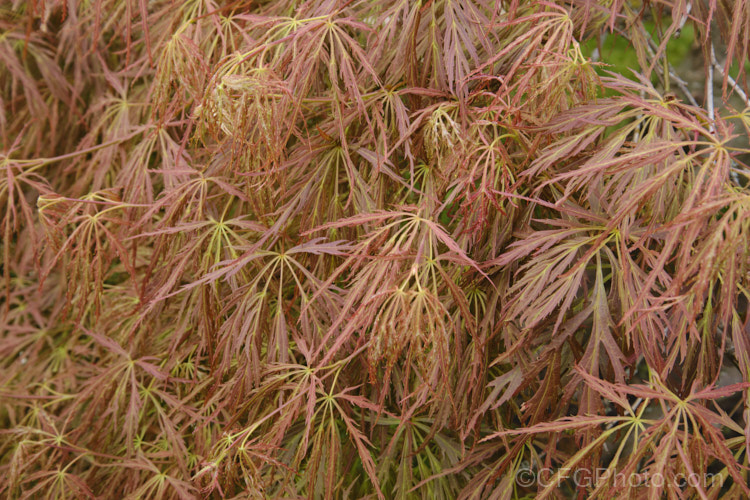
2 0 750 498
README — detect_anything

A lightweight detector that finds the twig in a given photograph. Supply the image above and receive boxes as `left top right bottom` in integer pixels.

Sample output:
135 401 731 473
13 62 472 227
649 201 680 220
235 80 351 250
675 1 692 38
630 25 700 107
590 33 607 63
643 31 699 107
707 43 715 132
710 46 750 107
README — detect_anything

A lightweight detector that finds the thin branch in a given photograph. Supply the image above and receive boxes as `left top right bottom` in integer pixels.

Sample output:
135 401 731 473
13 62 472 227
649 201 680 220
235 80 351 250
710 45 750 107
628 25 700 107
707 43 715 132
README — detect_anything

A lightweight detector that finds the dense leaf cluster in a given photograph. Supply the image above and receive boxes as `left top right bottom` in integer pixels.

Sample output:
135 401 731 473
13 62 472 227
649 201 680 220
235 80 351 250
2 0 750 498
